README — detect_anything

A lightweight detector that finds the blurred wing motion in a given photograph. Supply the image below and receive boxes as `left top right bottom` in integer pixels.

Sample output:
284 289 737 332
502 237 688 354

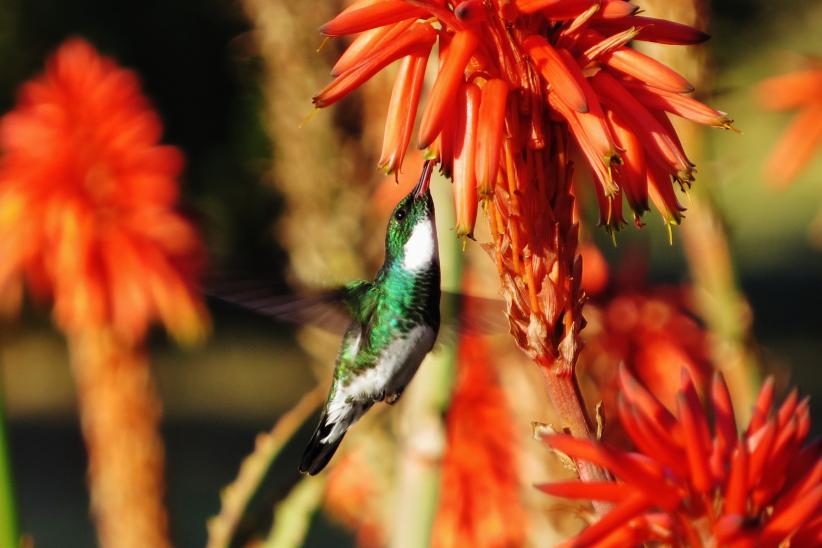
209 281 507 342
207 279 353 333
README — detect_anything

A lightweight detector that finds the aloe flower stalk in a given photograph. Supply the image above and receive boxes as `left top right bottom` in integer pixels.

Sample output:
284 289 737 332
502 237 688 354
311 0 731 490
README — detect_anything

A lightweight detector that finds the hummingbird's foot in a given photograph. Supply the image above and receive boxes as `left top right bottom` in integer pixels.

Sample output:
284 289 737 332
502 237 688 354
385 390 404 405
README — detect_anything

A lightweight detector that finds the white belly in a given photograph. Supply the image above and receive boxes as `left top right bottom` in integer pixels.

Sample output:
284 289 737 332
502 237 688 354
323 324 435 441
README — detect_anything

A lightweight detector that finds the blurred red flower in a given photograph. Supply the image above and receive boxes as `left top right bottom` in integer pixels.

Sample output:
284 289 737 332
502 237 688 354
758 59 822 188
0 38 206 344
0 38 209 548
539 367 821 546
433 332 527 548
581 271 712 414
324 449 387 548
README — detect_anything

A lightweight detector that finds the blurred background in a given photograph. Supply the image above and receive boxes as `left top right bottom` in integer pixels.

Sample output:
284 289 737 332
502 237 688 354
0 0 820 546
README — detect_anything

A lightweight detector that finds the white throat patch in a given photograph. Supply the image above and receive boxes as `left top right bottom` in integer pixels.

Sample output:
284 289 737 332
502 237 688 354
402 219 437 271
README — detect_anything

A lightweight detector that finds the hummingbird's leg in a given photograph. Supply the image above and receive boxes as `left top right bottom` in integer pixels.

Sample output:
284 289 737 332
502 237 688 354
385 388 405 405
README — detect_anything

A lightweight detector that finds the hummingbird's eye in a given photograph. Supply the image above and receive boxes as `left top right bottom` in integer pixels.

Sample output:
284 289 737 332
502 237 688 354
394 208 406 221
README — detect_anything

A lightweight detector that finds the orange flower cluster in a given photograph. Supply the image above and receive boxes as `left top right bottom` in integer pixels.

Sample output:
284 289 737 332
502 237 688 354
314 0 730 236
758 59 822 188
0 38 206 344
539 367 821 546
433 332 526 548
581 280 712 413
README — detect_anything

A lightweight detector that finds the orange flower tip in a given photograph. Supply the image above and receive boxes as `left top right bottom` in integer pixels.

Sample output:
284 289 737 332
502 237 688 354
720 117 741 133
456 229 476 242
319 2 428 36
423 146 440 161
316 36 331 54
172 317 210 347
606 151 622 166
378 161 397 176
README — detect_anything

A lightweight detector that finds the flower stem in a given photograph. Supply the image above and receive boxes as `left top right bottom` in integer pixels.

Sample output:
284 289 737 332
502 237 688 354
538 358 611 484
69 329 170 548
0 376 20 548
208 386 325 548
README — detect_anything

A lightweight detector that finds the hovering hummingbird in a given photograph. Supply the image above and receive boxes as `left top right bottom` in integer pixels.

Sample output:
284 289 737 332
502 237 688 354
299 160 441 475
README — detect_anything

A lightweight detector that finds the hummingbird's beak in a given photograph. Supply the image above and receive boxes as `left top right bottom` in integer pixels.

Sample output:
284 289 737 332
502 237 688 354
412 160 434 199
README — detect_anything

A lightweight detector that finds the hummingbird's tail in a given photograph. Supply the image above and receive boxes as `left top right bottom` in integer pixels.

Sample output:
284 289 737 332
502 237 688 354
299 414 345 475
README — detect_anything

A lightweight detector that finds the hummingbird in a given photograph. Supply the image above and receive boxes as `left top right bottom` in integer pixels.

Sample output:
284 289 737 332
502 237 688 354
299 160 441 475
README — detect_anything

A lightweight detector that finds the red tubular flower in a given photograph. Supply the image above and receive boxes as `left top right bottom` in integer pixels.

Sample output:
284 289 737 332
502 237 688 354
453 81 481 238
0 38 208 548
418 29 479 149
475 79 509 196
0 38 206 344
432 332 527 548
757 60 822 188
538 367 821 547
314 0 730 484
313 0 730 235
379 50 429 174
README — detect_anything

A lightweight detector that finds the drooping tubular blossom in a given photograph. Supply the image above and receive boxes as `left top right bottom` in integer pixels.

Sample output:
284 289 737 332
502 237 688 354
314 0 729 369
538 367 822 547
314 0 728 220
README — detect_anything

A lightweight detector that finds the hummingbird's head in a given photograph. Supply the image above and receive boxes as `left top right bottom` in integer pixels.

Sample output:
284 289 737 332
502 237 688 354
385 161 438 270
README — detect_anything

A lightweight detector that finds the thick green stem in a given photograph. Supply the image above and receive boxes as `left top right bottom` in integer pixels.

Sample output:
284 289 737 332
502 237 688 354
0 356 20 548
389 175 462 548
0 417 19 548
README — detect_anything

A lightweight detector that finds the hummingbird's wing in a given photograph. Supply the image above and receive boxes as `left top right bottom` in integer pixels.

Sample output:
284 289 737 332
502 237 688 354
208 281 505 339
208 281 352 333
434 291 509 349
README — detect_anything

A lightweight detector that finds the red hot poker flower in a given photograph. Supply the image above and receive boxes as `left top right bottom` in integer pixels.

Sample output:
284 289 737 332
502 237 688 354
0 38 208 548
314 0 733 484
313 0 733 228
538 367 821 547
0 38 207 345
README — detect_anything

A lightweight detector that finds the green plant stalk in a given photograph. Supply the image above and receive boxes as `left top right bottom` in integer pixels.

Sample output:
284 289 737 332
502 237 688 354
389 175 462 548
264 475 326 548
207 386 325 548
679 181 760 418
0 373 20 548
